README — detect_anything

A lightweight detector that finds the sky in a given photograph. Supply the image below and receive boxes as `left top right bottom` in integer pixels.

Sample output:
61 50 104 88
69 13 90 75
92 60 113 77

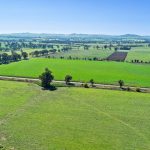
0 0 149 35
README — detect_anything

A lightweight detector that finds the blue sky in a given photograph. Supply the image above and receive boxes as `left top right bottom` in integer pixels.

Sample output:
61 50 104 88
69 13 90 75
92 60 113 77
0 0 149 35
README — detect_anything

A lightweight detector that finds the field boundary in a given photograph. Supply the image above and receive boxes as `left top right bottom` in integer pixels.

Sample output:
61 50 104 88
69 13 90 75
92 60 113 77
0 76 150 93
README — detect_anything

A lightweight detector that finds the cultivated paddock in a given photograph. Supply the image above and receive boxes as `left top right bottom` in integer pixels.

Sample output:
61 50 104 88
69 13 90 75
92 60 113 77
107 52 128 62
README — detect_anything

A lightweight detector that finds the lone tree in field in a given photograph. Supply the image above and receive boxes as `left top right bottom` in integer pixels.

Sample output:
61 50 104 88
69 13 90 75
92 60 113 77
118 80 124 88
89 79 94 87
39 68 54 89
65 75 72 85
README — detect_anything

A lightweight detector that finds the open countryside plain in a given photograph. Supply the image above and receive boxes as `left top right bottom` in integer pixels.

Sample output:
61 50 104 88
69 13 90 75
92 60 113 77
1 0 150 149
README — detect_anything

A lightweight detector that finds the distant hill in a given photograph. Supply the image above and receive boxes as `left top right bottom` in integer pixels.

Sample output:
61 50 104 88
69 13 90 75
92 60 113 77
120 34 141 38
0 33 150 41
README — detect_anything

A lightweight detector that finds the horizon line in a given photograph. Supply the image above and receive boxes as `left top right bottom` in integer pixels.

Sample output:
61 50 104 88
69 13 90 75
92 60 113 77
0 32 149 36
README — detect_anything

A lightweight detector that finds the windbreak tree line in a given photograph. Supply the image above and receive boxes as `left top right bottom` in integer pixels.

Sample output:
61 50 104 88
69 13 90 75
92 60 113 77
0 42 54 51
30 49 57 57
0 51 28 64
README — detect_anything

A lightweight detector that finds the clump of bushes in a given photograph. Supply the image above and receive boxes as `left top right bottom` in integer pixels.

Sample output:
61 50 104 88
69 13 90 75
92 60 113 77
126 87 142 93
84 83 89 88
118 80 124 88
136 88 141 92
127 87 131 91
0 144 5 150
89 79 94 87
65 75 72 85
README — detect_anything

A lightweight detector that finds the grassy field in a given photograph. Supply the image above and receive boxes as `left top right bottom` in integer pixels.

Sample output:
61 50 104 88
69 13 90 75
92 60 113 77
51 47 114 59
21 46 114 59
23 48 45 54
0 58 150 87
0 80 150 150
126 47 150 62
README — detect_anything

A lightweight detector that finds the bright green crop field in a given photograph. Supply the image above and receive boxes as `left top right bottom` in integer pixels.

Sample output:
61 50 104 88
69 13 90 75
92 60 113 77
1 80 150 150
0 58 150 87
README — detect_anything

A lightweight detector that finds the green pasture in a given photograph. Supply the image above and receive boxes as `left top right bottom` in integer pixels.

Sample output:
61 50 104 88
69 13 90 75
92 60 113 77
1 80 150 150
51 48 113 59
126 47 150 62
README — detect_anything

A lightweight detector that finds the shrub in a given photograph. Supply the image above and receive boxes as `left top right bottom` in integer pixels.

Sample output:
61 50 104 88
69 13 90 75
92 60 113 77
84 83 89 88
0 144 5 150
118 80 124 88
65 75 72 85
136 88 141 92
89 79 94 87
127 87 131 91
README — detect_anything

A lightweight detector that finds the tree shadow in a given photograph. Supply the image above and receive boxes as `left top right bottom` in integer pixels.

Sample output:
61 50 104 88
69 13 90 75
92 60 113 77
67 83 75 86
42 85 57 91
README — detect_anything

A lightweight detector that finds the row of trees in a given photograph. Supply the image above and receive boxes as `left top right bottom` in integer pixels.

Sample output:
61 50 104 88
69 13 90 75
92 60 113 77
30 46 73 57
39 68 125 90
131 59 150 64
39 68 142 92
95 44 131 51
0 51 28 64
39 68 95 89
39 68 73 89
53 55 107 62
0 42 55 51
30 49 57 57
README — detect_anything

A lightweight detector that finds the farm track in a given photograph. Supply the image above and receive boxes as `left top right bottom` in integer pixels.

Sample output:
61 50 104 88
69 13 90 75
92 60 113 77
0 76 150 93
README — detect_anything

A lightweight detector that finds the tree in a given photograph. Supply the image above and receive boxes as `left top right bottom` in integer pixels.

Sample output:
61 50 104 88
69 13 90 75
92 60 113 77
96 45 99 50
104 45 108 49
34 51 40 57
84 45 89 50
2 53 9 64
118 80 124 88
39 68 54 88
84 83 89 88
115 47 118 51
65 75 72 85
49 49 57 54
22 52 28 59
89 79 94 87
11 52 21 62
93 57 98 61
